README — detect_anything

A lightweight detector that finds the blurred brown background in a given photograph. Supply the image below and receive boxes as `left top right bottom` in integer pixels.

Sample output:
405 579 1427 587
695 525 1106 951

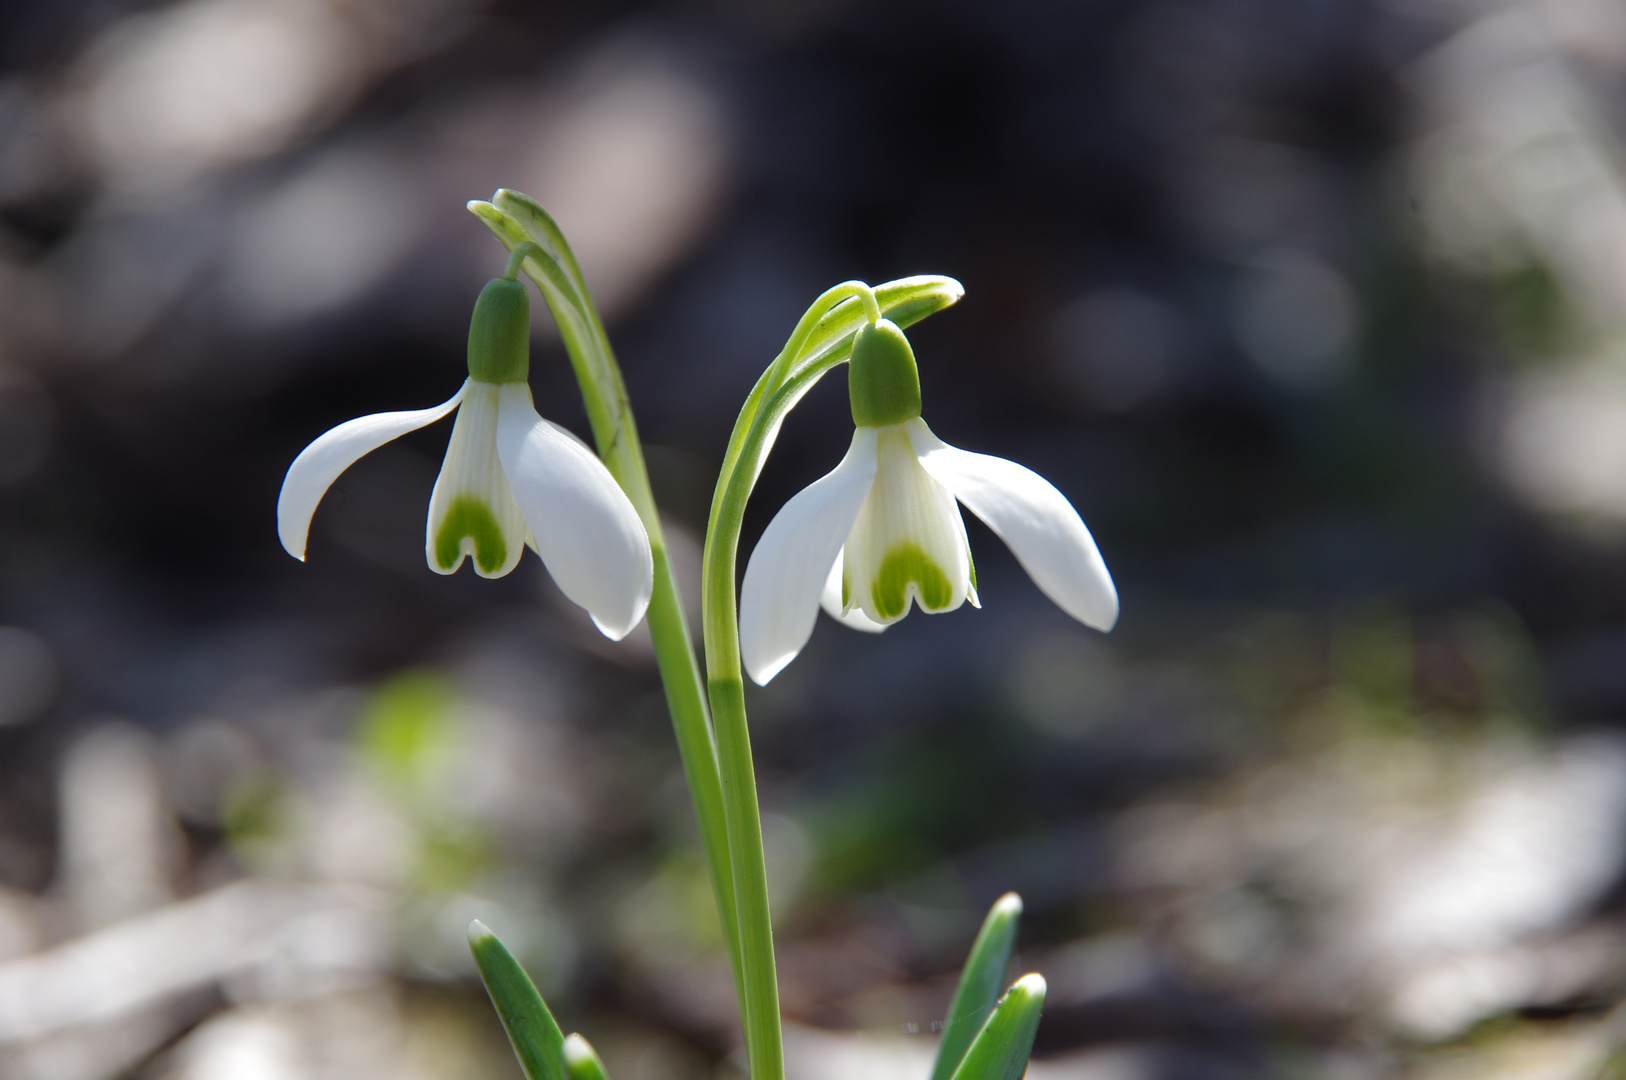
2 0 1626 1077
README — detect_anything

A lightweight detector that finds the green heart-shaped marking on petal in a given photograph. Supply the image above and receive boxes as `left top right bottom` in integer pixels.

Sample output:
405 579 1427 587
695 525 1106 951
435 495 508 574
872 541 952 619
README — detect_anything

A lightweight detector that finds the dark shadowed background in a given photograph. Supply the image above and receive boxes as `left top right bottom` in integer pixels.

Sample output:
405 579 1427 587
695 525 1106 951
2 0 1626 1077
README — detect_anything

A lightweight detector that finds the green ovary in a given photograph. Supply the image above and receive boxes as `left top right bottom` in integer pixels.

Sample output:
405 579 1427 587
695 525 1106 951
434 496 507 574
870 542 953 619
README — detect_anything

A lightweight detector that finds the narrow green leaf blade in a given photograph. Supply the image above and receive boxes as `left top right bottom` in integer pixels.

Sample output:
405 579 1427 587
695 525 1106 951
562 1034 612 1080
469 920 566 1080
947 974 1046 1080
932 893 1023 1080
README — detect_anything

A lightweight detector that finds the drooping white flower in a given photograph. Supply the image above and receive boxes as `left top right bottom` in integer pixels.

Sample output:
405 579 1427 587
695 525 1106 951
277 275 653 640
739 317 1116 685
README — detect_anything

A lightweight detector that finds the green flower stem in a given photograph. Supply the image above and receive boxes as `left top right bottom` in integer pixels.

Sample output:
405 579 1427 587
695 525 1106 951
469 193 744 1002
707 674 781 1080
502 241 542 281
699 276 966 1080
473 186 964 1080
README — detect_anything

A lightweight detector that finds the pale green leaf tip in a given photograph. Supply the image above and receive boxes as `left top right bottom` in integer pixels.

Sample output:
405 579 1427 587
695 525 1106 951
992 892 1022 919
563 1032 609 1080
468 918 495 946
1009 973 1046 1002
562 1034 593 1066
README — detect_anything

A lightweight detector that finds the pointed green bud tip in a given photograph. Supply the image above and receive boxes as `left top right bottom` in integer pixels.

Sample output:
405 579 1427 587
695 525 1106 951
849 318 922 428
467 277 530 383
563 1034 611 1080
468 919 494 947
1009 973 1046 1004
562 1035 593 1068
993 893 1023 919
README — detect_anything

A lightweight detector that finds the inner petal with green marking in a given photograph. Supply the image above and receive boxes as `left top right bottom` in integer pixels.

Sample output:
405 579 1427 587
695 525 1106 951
871 542 953 619
424 379 530 579
434 495 508 574
842 423 973 625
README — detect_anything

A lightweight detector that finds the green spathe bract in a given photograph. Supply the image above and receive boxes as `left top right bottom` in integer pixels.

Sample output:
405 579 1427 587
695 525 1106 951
848 317 922 427
467 277 531 383
870 540 953 618
433 493 508 573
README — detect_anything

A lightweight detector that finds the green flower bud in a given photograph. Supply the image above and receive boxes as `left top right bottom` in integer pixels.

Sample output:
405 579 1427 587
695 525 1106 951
466 277 530 383
848 318 922 428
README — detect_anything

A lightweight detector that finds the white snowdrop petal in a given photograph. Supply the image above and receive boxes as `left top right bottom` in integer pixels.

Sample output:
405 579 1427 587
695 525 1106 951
906 417 1118 631
277 382 467 560
820 550 888 633
425 380 530 578
495 383 653 640
739 428 879 685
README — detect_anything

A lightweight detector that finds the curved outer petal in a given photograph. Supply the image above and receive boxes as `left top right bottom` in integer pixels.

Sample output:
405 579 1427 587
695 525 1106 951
906 418 1118 631
820 549 888 633
739 428 879 685
495 384 653 640
277 383 468 560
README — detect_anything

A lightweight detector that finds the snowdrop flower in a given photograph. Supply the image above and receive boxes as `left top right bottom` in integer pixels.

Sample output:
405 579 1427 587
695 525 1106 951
277 269 653 640
739 317 1116 684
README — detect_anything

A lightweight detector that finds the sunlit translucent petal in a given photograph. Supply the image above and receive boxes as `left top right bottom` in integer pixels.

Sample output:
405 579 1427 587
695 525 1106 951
907 417 1118 631
820 549 888 633
494 383 653 640
843 424 973 626
739 428 879 685
426 380 530 578
277 382 467 560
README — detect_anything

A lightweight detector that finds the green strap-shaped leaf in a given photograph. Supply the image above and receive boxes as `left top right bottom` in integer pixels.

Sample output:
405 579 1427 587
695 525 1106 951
932 894 1023 1080
469 920 566 1080
947 974 1046 1080
562 1034 612 1080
